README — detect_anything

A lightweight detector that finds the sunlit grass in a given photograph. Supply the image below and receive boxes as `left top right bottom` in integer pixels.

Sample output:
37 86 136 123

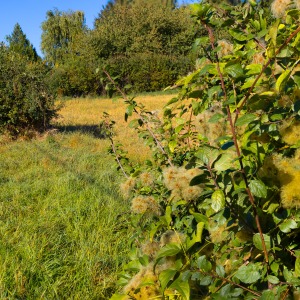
0 133 131 299
0 93 172 298
55 94 172 162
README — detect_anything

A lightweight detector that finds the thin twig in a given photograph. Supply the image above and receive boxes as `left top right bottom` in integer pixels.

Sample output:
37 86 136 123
103 69 174 167
200 270 262 298
281 286 291 300
109 136 129 179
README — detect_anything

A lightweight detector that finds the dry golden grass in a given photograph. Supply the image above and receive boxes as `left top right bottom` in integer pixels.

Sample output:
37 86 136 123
55 94 173 161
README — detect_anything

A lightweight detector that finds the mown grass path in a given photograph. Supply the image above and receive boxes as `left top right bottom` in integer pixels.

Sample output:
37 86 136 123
0 95 170 299
0 132 132 299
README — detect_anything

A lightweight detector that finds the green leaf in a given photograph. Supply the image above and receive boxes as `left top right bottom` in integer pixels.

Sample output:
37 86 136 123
235 263 261 284
165 205 172 227
211 190 225 212
125 260 142 272
207 86 222 99
124 84 132 90
197 256 212 272
260 290 277 300
235 114 256 127
129 119 140 129
169 276 190 300
279 219 298 233
249 179 267 198
200 276 212 286
156 243 182 260
275 69 291 92
253 233 271 251
190 3 211 18
257 29 268 39
126 104 135 117
241 78 256 90
216 265 225 277
175 124 184 134
267 275 279 284
186 222 205 250
225 62 244 78
168 140 177 153
166 97 179 106
159 269 177 291
229 29 254 41
209 113 224 123
195 146 219 166
214 153 233 171
110 293 128 300
245 64 262 76
149 221 164 241
191 212 209 226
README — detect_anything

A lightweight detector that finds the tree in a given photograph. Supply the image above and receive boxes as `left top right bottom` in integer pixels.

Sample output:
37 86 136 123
41 9 87 65
0 46 57 135
6 23 39 61
98 0 178 19
93 0 195 92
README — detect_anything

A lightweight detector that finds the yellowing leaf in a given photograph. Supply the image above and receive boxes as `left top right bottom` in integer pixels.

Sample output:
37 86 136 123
275 69 291 92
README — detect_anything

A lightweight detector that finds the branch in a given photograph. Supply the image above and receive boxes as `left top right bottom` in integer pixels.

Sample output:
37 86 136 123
234 24 300 123
103 69 174 167
199 269 262 298
201 20 269 265
109 136 129 179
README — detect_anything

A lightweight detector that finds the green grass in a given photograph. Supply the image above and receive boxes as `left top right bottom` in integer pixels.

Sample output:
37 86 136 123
0 132 131 299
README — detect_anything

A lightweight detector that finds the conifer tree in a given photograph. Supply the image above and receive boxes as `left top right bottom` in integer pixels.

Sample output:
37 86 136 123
6 23 39 61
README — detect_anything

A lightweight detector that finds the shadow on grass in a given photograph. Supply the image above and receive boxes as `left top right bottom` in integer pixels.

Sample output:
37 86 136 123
56 124 107 139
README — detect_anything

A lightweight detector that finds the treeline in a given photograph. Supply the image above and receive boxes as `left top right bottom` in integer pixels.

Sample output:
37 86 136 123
40 0 196 96
1 0 262 99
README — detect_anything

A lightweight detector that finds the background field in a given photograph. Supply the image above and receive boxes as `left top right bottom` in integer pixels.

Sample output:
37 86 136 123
0 94 170 299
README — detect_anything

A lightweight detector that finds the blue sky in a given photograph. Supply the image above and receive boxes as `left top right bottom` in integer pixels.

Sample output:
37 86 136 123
0 0 108 56
0 0 195 58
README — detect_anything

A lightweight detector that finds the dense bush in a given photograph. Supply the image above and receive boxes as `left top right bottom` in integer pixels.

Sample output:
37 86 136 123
105 53 194 92
105 1 300 299
49 55 100 97
0 46 57 135
92 0 196 94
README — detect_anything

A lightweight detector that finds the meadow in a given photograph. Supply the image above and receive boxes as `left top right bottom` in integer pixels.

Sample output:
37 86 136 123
0 94 170 299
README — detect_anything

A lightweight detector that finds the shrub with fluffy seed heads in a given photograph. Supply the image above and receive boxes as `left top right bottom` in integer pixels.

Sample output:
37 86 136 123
252 52 265 65
131 196 161 216
181 185 203 202
209 224 229 244
139 172 155 187
163 166 181 190
120 177 136 199
124 264 160 299
271 0 292 18
195 108 227 145
217 40 233 57
185 168 204 181
160 230 186 247
274 154 300 209
141 241 160 259
279 120 300 145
